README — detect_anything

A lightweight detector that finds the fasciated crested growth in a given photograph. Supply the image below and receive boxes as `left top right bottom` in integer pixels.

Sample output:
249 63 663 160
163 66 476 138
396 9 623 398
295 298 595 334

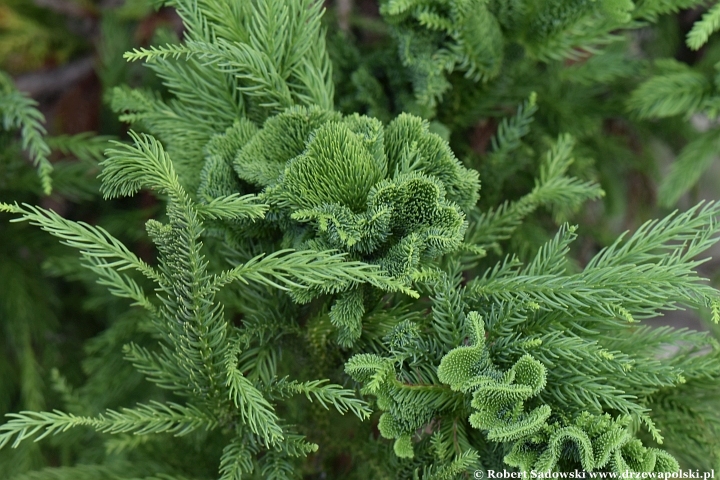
236 107 479 256
227 105 480 345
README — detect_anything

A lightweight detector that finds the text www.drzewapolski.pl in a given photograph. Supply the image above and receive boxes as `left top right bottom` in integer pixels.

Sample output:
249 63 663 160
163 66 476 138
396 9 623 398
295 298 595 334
474 470 716 480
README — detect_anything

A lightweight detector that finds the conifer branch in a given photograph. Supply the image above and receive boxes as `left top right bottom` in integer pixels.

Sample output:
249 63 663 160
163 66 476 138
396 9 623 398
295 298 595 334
490 92 538 157
219 436 256 480
628 69 711 119
83 257 158 315
195 194 268 221
0 202 162 284
0 402 216 449
215 249 419 298
269 377 372 420
466 134 603 251
225 344 284 446
0 72 53 194
658 130 720 207
46 133 115 163
687 2 720 50
101 131 185 200
634 0 701 20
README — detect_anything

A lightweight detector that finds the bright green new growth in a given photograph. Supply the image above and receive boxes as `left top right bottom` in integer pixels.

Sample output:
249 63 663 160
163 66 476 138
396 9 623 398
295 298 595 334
436 313 679 474
3 0 720 478
225 105 479 346
265 115 471 256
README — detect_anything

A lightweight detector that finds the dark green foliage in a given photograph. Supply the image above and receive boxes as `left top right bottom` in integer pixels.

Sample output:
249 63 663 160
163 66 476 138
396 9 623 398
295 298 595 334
379 0 504 109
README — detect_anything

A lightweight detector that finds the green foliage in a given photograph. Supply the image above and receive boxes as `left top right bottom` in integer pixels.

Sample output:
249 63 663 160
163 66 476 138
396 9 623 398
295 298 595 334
330 0 720 211
245 108 479 325
437 313 679 473
0 0 84 74
2 0 720 478
0 125 386 474
658 128 720 207
379 0 504 109
0 72 52 194
346 204 720 472
628 65 711 119
687 3 720 51
0 401 216 449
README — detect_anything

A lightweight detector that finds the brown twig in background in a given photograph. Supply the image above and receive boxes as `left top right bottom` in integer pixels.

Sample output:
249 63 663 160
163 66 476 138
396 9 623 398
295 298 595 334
14 56 95 99
33 0 96 18
337 0 353 32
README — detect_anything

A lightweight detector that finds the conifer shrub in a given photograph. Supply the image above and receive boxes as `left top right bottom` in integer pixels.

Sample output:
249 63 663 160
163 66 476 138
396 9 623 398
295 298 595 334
2 1 720 479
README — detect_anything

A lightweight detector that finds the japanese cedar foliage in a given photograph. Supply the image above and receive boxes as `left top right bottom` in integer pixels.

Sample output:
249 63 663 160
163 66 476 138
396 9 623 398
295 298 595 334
2 0 720 479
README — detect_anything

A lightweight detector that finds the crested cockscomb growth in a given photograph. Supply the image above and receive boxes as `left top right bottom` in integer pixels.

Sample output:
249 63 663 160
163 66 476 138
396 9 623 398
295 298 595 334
226 105 480 345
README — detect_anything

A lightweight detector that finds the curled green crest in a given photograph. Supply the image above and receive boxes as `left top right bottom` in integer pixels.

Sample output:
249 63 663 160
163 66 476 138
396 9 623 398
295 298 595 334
230 106 480 345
